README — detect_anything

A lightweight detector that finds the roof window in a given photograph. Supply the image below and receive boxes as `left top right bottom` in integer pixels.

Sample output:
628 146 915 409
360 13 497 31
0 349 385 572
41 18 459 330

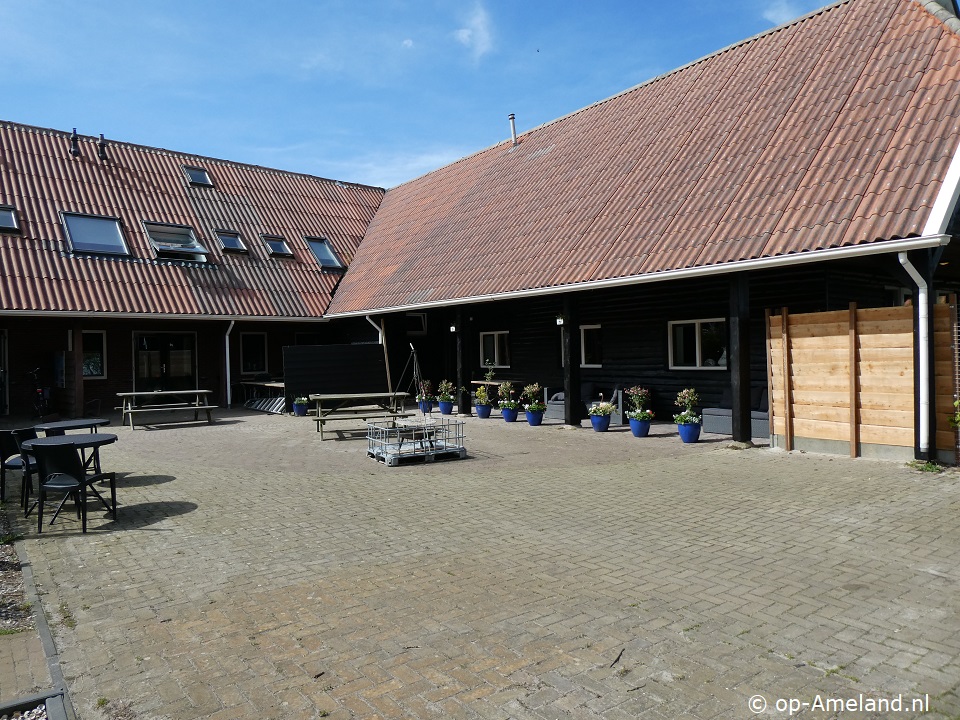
0 205 20 233
305 236 344 269
215 230 247 253
143 221 209 261
183 165 214 187
263 234 293 257
62 212 130 255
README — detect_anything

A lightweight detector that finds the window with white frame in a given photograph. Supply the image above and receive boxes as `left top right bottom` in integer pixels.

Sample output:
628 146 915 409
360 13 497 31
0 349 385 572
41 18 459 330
143 221 209 261
62 212 130 255
82 331 107 379
240 333 268 374
0 205 19 233
668 318 727 369
581 325 602 367
480 331 510 368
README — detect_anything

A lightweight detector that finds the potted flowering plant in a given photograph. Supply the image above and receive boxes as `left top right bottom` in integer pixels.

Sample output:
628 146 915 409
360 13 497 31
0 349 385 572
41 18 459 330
587 399 616 432
673 387 702 443
474 384 493 418
498 381 520 422
437 379 455 415
625 385 654 437
416 380 435 414
522 383 546 426
292 396 310 417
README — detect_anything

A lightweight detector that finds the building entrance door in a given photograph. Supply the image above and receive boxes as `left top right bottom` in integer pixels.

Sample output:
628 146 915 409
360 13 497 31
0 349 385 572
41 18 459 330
134 333 197 395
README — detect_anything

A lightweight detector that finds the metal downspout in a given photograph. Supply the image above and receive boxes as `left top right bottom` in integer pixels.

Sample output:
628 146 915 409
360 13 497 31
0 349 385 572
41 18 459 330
365 315 383 344
899 253 929 457
225 320 235 409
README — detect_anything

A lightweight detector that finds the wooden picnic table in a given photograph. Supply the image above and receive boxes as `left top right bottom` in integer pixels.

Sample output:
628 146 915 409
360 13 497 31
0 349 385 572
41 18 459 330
309 391 411 440
116 389 217 430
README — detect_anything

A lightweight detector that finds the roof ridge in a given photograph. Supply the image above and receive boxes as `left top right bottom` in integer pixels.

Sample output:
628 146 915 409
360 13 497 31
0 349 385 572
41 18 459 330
0 119 385 193
913 0 960 31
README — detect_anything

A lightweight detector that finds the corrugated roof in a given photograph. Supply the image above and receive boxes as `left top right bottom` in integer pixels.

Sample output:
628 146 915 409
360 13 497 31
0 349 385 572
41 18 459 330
326 0 960 316
0 123 384 319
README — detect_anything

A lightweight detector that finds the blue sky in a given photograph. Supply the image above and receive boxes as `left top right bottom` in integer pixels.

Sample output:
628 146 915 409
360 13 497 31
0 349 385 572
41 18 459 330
2 0 827 189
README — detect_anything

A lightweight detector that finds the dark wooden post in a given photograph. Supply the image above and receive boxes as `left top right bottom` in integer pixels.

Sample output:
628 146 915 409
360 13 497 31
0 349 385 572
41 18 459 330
455 308 471 415
561 295 582 426
729 274 751 442
72 324 84 418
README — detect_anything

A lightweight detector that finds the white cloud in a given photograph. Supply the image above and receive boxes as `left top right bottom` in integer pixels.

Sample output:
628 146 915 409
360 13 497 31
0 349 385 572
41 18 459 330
761 0 804 25
402 38 414 48
454 2 493 61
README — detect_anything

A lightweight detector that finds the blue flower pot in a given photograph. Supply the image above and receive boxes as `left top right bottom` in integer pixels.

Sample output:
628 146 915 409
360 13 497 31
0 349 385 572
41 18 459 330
590 414 611 432
501 407 519 423
292 403 308 417
475 403 492 418
525 410 544 426
629 418 650 437
418 401 433 414
438 400 454 415
677 422 701 443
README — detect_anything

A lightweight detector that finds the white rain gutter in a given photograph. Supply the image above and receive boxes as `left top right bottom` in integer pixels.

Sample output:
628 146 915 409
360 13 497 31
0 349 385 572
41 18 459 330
899 254 929 456
365 315 383 344
325 235 951 318
224 320 235 409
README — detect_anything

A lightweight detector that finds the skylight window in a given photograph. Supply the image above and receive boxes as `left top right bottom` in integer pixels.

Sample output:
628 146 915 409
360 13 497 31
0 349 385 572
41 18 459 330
62 212 130 255
215 230 247 253
263 234 293 257
0 205 20 233
305 236 344 269
143 221 209 261
183 165 213 187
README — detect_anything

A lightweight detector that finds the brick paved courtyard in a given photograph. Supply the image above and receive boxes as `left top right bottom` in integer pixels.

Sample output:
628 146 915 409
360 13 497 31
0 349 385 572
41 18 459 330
4 410 960 719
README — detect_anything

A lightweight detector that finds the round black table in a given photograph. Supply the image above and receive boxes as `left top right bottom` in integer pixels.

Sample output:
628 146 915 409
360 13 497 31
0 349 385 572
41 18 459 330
34 417 109 435
20 433 118 515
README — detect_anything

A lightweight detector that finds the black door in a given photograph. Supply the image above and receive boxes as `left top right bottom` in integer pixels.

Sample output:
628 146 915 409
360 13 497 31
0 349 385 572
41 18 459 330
134 333 197 394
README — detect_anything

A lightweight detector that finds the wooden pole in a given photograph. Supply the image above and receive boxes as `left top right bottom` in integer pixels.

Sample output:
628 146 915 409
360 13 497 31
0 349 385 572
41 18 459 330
765 308 774 439
781 307 793 451
849 302 860 458
380 319 393 396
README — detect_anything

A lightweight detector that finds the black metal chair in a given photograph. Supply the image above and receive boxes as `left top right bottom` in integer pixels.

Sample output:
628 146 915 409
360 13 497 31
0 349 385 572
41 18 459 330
11 428 39 514
1 429 36 504
30 443 117 533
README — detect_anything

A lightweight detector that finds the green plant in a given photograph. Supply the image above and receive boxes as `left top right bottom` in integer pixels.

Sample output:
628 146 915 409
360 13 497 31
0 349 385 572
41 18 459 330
907 459 944 473
475 385 490 405
626 408 655 421
437 379 455 402
588 401 616 416
522 383 546 412
673 387 701 424
416 379 435 402
484 361 496 383
949 398 960 428
625 386 651 411
498 381 519 410
293 396 309 405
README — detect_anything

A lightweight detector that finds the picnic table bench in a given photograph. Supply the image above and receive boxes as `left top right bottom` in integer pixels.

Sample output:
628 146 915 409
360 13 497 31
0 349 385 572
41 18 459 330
117 390 217 429
310 392 411 440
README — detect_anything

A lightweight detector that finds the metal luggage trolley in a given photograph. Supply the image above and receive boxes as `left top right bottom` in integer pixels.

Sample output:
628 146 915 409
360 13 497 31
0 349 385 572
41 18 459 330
367 417 466 466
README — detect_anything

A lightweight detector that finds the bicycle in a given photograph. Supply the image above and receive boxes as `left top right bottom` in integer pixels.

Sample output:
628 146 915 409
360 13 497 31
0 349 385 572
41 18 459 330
27 367 49 418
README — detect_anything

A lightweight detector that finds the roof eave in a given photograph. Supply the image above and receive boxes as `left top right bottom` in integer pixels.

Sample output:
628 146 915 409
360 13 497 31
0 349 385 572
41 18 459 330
326 235 951 318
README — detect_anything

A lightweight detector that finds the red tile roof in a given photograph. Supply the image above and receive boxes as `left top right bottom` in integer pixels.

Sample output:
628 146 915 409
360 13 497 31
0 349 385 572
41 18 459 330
326 0 960 316
0 123 383 318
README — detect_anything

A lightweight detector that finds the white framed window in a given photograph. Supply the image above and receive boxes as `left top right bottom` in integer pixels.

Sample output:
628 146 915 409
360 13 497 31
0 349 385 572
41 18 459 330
82 331 107 379
581 324 602 367
183 165 214 187
215 229 247 253
0 205 19 233
405 312 427 336
263 234 293 257
143 221 209 261
480 331 510 368
62 212 130 255
305 236 344 269
240 333 268 375
668 318 727 370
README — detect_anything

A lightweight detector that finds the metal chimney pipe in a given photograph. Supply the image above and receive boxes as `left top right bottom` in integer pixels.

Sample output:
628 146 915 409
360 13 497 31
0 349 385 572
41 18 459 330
508 113 518 146
97 133 108 160
69 128 81 157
